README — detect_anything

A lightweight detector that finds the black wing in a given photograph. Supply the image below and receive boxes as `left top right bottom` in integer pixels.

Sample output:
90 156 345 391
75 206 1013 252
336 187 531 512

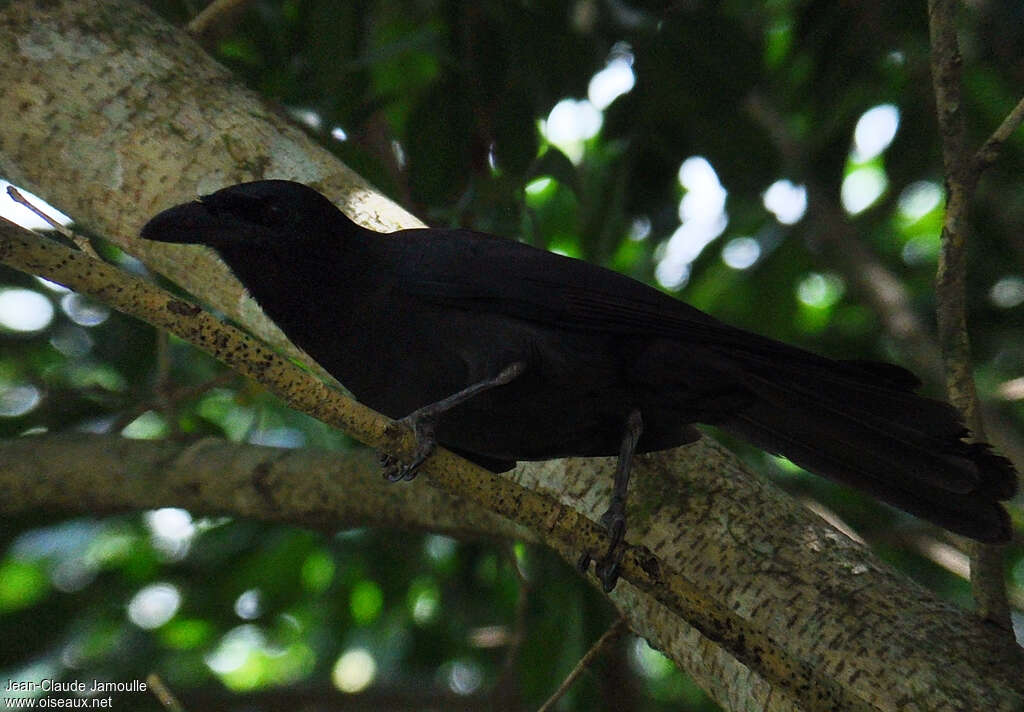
381 227 833 367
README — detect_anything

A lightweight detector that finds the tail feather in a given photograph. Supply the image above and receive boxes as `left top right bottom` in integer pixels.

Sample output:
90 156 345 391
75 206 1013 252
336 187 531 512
716 358 1017 542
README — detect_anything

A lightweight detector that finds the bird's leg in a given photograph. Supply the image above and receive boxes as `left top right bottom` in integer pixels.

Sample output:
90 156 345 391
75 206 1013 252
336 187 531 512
578 409 643 591
380 361 527 481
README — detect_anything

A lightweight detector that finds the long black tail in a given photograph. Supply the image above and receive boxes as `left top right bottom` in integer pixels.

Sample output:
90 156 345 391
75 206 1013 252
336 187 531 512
717 357 1017 541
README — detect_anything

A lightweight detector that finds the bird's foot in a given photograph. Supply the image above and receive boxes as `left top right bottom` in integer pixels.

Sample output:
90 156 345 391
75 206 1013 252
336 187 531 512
380 412 437 482
378 363 527 482
577 500 627 592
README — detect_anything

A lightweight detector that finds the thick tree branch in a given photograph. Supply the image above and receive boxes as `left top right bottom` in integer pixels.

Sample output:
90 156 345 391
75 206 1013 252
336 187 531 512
1 1 1022 709
0 433 526 540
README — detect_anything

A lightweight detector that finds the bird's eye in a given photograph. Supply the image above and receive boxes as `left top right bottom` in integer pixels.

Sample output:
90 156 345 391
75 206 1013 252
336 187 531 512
260 201 288 226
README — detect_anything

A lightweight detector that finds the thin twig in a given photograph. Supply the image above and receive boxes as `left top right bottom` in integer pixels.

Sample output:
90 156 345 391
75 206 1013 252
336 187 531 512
490 544 532 709
927 0 1013 632
505 542 531 652
972 94 1024 179
109 369 238 434
6 185 100 259
537 617 630 712
147 673 186 712
6 186 66 233
187 0 254 45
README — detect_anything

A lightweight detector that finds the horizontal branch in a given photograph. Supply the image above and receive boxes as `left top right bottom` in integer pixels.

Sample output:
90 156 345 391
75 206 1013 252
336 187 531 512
0 433 526 540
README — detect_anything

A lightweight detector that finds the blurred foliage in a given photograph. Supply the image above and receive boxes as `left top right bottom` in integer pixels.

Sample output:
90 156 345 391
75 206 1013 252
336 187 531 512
1 0 1023 710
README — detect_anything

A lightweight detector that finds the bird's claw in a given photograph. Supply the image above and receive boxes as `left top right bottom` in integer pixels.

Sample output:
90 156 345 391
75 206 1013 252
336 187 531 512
380 414 437 481
378 452 415 481
377 363 526 483
595 545 625 592
578 502 627 592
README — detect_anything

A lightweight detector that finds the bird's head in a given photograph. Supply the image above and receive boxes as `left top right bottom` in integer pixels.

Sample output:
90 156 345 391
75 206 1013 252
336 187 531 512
141 180 354 250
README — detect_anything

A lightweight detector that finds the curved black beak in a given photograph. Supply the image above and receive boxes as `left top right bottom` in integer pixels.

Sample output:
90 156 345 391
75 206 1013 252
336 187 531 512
141 199 215 245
